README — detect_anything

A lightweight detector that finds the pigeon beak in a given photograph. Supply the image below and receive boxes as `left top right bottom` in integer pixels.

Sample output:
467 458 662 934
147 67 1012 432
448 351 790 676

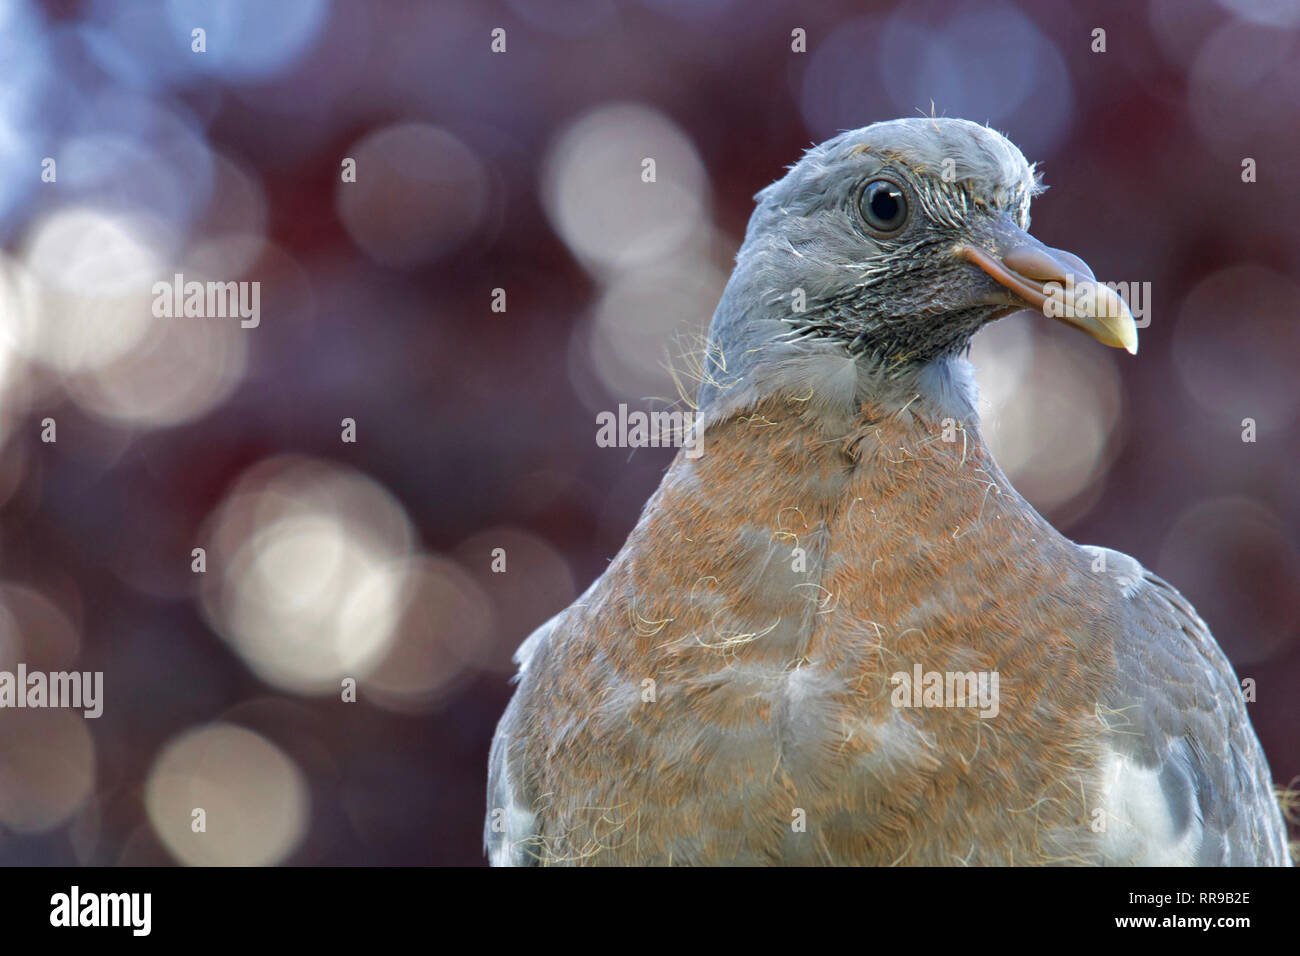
956 240 1139 355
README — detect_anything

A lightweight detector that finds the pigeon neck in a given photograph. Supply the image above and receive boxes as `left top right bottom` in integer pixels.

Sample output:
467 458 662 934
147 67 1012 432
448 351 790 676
854 354 983 426
697 349 983 441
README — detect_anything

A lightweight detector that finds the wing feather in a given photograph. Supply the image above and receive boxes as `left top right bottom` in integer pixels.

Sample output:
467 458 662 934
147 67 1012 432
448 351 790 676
1096 550 1290 866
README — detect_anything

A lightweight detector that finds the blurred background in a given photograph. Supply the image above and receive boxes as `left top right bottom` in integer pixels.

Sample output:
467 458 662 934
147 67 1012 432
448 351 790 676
0 0 1296 865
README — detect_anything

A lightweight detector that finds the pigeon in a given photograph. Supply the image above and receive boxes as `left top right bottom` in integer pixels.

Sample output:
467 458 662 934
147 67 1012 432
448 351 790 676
485 118 1292 866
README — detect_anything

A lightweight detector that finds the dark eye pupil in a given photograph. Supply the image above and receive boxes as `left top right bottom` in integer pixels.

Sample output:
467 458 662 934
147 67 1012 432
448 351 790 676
870 188 898 222
861 180 907 232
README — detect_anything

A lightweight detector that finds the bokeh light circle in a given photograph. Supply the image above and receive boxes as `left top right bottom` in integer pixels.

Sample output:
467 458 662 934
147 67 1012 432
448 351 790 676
145 722 309 866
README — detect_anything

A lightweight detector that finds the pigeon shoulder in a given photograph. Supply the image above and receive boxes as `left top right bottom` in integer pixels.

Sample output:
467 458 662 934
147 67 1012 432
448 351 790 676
484 576 616 865
482 614 558 865
1077 545 1291 866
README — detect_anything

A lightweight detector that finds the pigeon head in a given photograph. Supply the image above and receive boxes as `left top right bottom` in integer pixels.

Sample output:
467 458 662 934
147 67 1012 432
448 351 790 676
699 118 1136 413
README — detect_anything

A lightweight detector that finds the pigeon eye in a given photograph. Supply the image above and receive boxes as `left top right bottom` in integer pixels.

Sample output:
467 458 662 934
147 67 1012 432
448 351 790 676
859 179 908 234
